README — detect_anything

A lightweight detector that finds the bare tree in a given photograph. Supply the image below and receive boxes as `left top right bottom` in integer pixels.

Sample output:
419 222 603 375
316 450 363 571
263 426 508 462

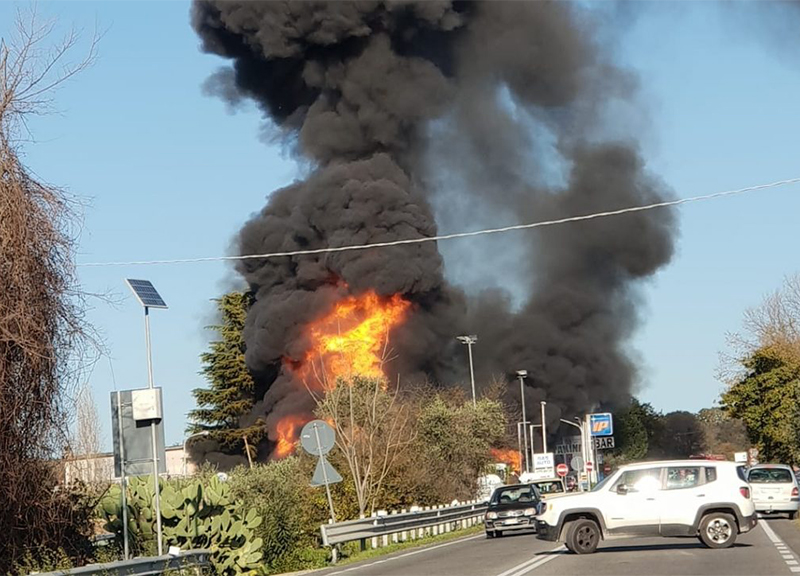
313 375 415 517
721 273 800 383
0 5 99 568
67 382 112 482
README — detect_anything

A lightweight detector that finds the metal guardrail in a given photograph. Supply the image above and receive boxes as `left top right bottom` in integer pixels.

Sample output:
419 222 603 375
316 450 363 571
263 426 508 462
31 550 211 576
320 501 487 546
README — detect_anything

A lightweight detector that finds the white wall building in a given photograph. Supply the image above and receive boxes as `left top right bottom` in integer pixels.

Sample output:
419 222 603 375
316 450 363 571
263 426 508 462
63 445 198 484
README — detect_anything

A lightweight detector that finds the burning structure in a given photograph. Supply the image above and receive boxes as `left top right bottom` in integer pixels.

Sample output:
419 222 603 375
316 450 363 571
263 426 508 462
190 1 676 462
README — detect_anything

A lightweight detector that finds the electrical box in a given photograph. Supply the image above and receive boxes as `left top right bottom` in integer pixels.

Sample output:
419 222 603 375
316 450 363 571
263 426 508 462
131 388 162 421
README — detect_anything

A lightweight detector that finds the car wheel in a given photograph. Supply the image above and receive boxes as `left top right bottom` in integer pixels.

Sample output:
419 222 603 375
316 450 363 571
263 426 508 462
565 518 600 554
496 530 504 538
485 531 495 539
699 513 737 549
789 512 798 520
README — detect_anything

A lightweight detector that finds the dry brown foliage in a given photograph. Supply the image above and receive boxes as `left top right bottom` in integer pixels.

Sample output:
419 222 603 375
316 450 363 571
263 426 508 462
720 273 800 385
0 5 99 568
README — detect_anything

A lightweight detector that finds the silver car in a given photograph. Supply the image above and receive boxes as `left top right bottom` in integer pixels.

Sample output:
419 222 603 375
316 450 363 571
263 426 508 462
747 464 800 519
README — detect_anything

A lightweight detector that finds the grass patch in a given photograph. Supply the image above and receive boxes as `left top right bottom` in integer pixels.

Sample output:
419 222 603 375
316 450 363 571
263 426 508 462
332 524 485 568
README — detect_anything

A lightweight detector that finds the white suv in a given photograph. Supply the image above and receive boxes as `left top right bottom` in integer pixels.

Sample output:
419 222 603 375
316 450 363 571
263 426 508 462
536 460 757 554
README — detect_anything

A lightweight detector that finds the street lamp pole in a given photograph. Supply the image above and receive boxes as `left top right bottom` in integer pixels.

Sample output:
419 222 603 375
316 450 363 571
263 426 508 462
183 431 210 476
540 401 548 453
456 336 478 406
516 370 529 473
560 418 586 492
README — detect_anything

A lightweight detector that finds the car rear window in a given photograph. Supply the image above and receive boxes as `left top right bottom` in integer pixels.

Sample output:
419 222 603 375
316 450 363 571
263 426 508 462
534 481 564 494
490 485 538 504
748 468 794 483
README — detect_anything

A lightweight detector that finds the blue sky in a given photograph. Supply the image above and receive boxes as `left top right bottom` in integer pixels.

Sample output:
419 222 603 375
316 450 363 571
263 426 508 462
2 2 799 449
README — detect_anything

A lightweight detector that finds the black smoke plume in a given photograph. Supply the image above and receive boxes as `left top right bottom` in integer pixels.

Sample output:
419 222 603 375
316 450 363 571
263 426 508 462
191 0 676 461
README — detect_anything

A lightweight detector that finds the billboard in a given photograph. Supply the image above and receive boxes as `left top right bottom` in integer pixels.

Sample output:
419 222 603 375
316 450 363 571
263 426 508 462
589 413 613 437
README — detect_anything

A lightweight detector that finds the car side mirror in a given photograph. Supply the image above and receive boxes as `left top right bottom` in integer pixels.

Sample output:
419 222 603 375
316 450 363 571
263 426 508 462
616 484 629 495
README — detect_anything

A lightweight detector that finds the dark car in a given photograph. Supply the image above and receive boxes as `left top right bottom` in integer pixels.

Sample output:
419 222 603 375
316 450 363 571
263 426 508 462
484 483 542 538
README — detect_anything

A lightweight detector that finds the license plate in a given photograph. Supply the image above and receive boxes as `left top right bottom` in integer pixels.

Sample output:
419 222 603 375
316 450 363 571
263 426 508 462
503 518 520 525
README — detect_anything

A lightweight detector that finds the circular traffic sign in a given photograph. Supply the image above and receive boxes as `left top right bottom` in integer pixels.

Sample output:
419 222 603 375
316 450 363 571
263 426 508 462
586 461 594 473
570 456 584 471
300 420 336 456
556 463 569 477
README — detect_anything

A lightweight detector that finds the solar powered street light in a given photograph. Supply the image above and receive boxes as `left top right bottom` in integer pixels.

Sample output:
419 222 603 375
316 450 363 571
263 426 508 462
125 279 167 556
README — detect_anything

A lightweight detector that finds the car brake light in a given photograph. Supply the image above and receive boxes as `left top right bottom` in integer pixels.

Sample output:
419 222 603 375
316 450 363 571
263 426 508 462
792 487 798 497
740 487 750 499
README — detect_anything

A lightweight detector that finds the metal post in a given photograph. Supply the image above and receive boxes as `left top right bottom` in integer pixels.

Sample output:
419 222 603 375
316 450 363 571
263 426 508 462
518 375 529 473
466 341 476 407
540 401 547 454
313 423 337 524
144 307 163 556
584 414 593 487
116 392 130 560
560 418 586 492
516 422 523 478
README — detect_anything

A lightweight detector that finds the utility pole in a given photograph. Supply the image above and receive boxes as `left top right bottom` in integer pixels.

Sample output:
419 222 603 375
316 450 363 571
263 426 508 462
516 370 529 473
456 336 478 406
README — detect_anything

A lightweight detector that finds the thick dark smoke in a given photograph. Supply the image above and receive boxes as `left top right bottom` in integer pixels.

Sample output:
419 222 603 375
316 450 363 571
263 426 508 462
191 0 676 461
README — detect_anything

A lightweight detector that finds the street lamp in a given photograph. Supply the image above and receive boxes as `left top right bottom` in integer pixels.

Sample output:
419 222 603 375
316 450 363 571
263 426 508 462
540 401 548 453
560 418 586 492
183 431 210 476
456 335 478 406
125 278 168 556
516 370 529 473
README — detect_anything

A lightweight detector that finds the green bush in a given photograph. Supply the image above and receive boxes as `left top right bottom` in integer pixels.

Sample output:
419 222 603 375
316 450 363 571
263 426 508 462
227 458 331 574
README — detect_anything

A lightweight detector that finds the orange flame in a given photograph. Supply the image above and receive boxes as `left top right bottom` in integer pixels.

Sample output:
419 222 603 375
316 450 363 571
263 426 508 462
274 415 306 458
491 448 522 472
273 290 411 458
294 290 411 386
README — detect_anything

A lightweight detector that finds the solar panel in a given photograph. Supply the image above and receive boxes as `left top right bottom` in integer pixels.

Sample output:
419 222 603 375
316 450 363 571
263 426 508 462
125 279 168 309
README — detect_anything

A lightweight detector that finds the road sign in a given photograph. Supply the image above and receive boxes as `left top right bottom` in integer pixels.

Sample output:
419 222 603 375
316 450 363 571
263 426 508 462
586 461 594 473
570 456 584 471
589 413 613 437
533 453 555 477
300 420 335 456
594 436 615 450
556 463 569 477
311 455 342 486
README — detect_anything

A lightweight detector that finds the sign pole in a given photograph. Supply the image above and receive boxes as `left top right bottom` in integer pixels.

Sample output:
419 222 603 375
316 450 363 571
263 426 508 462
115 392 130 560
313 422 337 524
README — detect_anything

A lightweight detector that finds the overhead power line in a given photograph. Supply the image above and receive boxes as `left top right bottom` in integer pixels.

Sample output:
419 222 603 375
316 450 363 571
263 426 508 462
78 176 800 268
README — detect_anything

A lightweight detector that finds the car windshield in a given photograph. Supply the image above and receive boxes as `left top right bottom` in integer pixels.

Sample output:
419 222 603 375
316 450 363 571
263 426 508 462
490 485 537 505
534 481 564 494
748 468 794 483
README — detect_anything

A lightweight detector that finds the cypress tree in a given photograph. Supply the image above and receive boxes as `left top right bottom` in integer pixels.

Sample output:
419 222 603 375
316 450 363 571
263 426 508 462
189 292 266 458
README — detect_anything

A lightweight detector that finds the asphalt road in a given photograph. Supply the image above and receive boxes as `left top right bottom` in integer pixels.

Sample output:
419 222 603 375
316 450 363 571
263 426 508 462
315 517 800 576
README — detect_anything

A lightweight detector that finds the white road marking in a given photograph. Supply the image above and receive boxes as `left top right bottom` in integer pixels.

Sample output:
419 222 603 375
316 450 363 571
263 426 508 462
494 546 566 576
326 534 484 575
760 520 800 574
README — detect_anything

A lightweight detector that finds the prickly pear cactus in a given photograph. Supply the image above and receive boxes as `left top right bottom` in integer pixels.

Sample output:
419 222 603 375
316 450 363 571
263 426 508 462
98 475 264 575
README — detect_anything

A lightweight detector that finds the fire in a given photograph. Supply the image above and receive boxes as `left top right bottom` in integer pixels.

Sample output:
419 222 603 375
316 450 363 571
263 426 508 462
294 290 411 387
491 448 522 472
274 415 306 458
273 290 410 457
